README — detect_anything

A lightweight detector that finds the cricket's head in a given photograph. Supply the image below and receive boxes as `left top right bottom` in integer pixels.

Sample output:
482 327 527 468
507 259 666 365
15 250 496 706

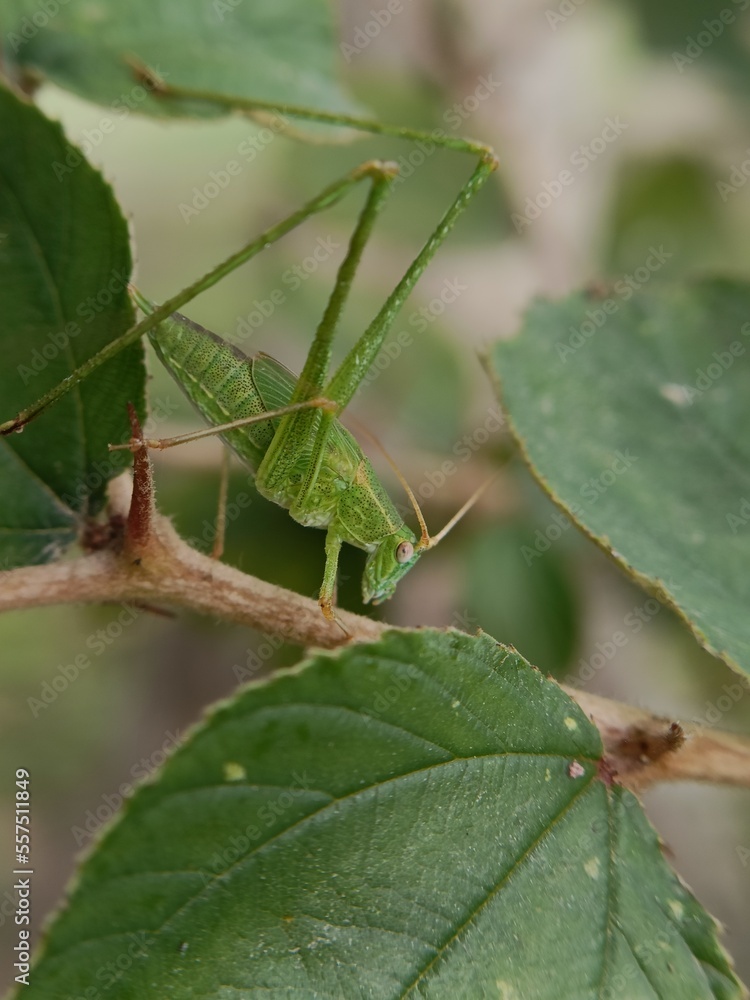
358 443 498 607
362 526 421 605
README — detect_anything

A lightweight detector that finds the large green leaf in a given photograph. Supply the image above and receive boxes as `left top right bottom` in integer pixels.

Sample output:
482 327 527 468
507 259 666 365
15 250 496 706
489 280 750 678
0 87 144 568
2 0 359 120
21 630 740 998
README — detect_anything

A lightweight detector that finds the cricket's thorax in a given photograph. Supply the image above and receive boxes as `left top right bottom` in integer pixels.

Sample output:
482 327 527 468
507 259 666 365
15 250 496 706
149 313 406 550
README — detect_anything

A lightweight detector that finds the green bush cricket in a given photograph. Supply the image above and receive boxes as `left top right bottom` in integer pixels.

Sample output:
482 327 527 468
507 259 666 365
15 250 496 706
0 73 498 623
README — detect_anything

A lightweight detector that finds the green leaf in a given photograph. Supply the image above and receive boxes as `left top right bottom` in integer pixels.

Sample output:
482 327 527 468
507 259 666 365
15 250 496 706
621 0 750 91
3 0 359 120
21 630 740 998
488 279 750 677
605 158 729 277
0 87 144 568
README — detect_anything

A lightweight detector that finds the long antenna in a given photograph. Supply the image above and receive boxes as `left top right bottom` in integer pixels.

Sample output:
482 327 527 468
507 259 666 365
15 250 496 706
344 414 498 550
425 472 500 549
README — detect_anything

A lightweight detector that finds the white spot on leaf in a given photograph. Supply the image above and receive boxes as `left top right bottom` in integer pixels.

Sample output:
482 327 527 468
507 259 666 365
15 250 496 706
495 981 519 999
584 857 601 880
223 761 246 781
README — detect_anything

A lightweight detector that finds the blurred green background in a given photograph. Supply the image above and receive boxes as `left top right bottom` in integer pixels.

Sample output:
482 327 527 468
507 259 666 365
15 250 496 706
2 0 750 987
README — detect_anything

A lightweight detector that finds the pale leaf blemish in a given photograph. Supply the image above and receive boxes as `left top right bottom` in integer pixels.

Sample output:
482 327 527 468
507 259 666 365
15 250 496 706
223 761 246 781
564 716 578 731
495 981 519 999
451 698 460 709
659 383 690 406
668 900 684 921
544 768 551 782
584 857 600 880
568 760 585 779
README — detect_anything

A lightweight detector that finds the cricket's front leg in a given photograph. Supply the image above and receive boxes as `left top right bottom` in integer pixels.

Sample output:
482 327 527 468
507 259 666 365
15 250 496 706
319 528 344 625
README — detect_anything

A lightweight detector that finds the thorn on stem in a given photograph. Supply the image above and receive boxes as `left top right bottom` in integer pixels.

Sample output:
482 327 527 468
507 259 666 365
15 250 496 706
125 403 155 552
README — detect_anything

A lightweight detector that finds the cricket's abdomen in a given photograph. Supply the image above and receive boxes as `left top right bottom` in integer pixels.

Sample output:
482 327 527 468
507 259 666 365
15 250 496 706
148 312 276 472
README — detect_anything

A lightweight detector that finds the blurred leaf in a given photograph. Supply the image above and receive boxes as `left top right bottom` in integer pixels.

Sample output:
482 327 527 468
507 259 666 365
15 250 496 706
464 521 579 677
606 158 730 275
621 0 750 88
489 279 750 678
0 87 144 568
3 0 360 120
20 630 740 998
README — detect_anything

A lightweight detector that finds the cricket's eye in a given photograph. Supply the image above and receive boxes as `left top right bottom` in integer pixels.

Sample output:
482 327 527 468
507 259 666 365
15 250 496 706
396 541 414 564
